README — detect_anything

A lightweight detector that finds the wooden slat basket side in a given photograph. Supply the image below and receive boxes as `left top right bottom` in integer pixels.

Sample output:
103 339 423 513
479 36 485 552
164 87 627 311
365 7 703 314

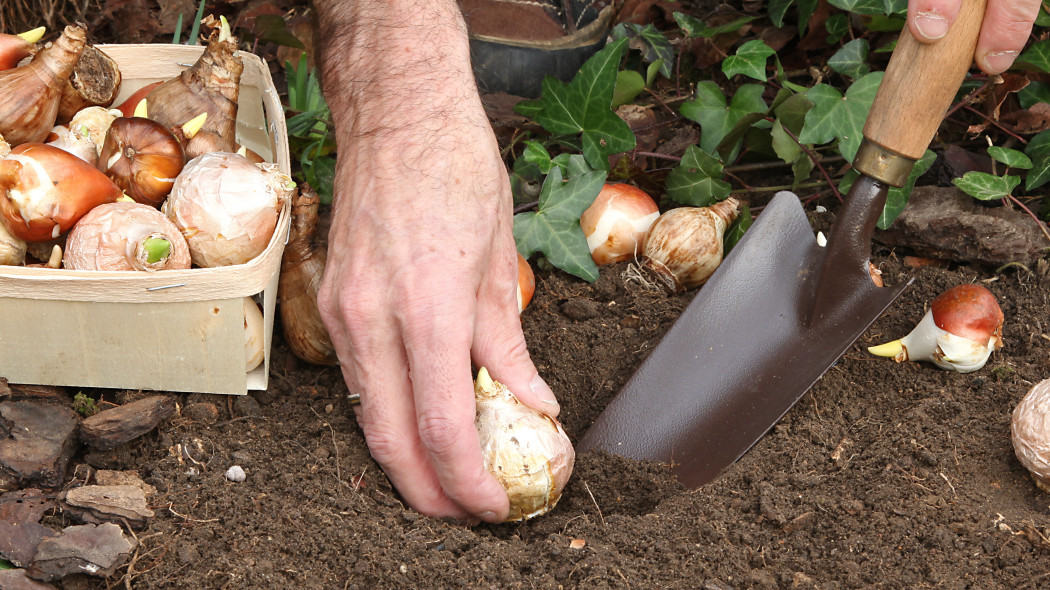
0 45 292 395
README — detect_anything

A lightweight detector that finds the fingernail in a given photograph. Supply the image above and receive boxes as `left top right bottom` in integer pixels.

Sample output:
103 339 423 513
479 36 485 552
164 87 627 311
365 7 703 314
479 511 498 523
914 12 949 40
530 374 560 414
982 51 1018 75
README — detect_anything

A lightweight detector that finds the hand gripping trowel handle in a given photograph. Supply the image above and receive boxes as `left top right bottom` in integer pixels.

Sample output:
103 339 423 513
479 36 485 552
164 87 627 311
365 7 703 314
852 0 988 188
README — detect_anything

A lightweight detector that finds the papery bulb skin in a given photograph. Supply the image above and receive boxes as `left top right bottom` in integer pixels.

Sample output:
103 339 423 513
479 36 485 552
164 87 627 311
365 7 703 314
57 44 122 124
0 24 86 145
164 152 292 267
1012 379 1050 492
0 219 26 265
98 117 186 207
580 184 660 265
474 368 575 522
517 252 535 313
0 143 124 242
641 198 740 292
47 126 97 165
63 201 191 271
279 185 338 366
144 16 241 160
868 284 1004 373
244 296 265 372
69 106 122 156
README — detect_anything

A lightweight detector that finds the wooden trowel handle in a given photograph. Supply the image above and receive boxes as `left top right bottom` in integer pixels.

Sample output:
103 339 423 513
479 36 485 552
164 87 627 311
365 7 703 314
863 0 987 160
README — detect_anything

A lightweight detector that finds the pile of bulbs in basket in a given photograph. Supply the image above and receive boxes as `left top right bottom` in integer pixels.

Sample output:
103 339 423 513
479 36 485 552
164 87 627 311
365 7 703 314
0 18 292 372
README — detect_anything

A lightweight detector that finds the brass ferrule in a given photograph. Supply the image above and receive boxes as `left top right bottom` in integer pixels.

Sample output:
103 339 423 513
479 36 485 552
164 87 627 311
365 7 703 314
851 139 916 188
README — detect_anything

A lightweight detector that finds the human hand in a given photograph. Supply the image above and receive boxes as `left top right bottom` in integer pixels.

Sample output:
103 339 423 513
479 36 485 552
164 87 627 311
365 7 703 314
907 0 1041 73
314 0 560 523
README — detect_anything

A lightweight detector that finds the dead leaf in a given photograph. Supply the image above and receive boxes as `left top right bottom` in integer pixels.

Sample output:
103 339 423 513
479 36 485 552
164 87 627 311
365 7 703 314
1002 102 1050 134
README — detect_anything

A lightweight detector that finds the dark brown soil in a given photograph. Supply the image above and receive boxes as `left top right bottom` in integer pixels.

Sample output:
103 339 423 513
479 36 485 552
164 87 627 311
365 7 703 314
66 236 1050 590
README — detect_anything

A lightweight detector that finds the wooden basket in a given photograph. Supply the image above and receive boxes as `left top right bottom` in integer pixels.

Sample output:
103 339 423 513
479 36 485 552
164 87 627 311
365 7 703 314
0 45 291 395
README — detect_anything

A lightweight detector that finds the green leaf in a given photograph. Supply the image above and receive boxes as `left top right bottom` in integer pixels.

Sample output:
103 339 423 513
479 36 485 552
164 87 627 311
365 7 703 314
674 12 756 38
1037 5 1050 26
723 204 753 253
828 0 887 15
681 82 767 154
876 149 936 229
516 38 636 170
988 146 1033 170
616 23 674 78
882 0 907 14
771 119 801 164
252 14 305 48
952 171 1021 200
797 0 818 34
665 145 732 206
0 559 12 570
513 168 607 281
825 14 849 43
612 70 645 108
522 140 553 174
1018 81 1050 108
646 60 663 87
1024 129 1050 190
828 39 870 79
799 72 883 161
1016 39 1050 73
722 40 775 81
768 0 794 27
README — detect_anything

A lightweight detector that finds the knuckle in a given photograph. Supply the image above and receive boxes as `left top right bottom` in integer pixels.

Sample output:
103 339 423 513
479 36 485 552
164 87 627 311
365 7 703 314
416 413 464 457
360 424 410 467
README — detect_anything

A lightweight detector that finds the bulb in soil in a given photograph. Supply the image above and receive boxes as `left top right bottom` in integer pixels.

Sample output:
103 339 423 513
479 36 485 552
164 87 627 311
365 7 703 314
474 368 574 522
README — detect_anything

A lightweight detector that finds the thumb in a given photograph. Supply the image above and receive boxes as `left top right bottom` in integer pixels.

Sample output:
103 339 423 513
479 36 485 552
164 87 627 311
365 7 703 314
472 286 560 418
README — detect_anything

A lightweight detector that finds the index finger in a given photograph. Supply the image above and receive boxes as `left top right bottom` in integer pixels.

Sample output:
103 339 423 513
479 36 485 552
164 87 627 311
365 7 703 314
975 0 1041 74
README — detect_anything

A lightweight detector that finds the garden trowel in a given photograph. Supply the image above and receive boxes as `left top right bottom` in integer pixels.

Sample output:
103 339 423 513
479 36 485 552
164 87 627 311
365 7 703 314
578 0 988 487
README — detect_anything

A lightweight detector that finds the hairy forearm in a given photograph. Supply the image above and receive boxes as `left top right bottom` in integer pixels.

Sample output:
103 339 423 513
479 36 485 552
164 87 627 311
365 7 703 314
312 0 479 137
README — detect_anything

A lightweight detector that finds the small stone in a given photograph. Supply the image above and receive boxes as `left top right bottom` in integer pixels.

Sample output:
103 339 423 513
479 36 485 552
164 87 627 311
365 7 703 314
182 403 219 424
561 298 598 321
250 389 276 406
176 544 201 565
225 465 246 482
232 395 262 418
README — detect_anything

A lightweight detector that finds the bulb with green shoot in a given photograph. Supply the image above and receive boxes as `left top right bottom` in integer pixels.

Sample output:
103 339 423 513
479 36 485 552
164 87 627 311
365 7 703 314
63 200 191 271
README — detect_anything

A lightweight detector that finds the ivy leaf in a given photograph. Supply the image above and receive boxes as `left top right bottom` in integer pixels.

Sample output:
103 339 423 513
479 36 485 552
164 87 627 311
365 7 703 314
877 149 935 228
988 146 1033 169
674 12 756 38
952 172 1021 200
768 0 794 27
722 40 775 81
513 168 607 281
515 38 636 171
522 140 553 174
615 23 674 78
665 145 732 206
723 204 753 253
882 0 907 14
1038 5 1050 26
1025 129 1050 190
828 0 887 15
1018 81 1050 108
681 82 768 154
828 39 870 79
799 72 883 161
612 70 645 108
1016 39 1050 73
825 14 849 43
